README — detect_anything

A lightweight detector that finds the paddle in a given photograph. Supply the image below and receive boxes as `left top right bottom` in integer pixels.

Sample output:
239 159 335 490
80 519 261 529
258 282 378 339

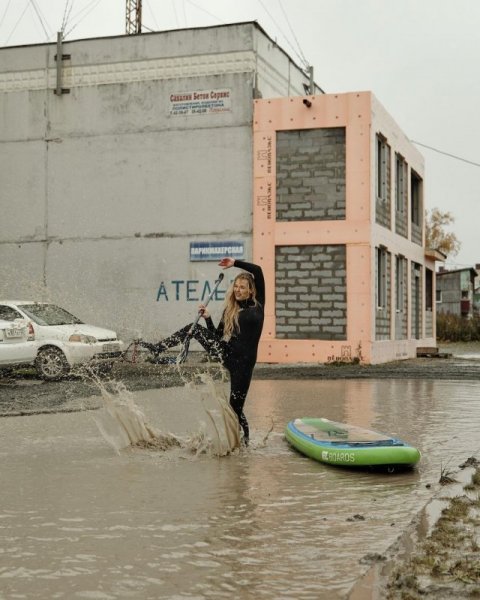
176 272 225 364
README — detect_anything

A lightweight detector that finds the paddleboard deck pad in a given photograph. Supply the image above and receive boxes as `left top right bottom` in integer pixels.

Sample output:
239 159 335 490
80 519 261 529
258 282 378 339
285 418 420 469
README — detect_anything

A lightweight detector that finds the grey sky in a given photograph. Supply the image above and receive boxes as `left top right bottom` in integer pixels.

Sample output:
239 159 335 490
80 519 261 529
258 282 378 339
1 0 478 269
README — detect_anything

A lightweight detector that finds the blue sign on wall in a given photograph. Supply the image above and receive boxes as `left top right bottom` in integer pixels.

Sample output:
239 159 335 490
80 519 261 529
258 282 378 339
189 241 244 262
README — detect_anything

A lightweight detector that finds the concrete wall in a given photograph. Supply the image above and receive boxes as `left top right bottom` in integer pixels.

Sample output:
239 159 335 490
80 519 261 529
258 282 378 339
0 23 314 342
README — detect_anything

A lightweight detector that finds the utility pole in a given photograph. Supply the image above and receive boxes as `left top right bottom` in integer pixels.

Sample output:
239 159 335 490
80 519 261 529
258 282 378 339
126 0 142 35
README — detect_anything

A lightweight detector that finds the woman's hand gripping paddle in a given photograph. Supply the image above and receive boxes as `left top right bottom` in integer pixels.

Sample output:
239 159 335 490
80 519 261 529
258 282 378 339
176 273 224 364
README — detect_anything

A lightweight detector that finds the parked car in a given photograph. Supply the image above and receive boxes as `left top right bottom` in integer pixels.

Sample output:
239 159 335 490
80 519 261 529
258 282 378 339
0 301 124 380
0 315 37 371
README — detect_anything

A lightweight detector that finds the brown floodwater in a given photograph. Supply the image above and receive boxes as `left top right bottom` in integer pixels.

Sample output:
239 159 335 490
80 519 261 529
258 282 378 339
1 377 479 599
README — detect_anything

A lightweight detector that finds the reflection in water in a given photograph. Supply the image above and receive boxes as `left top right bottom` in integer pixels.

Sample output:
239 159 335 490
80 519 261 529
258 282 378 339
1 378 479 599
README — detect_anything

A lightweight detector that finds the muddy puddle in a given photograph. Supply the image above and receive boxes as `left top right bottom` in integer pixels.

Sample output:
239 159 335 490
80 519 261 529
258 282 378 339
1 377 479 599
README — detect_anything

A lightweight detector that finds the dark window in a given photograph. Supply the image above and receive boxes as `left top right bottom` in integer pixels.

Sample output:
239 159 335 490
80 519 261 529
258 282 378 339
395 153 406 213
425 268 433 310
411 170 423 226
376 134 389 202
377 247 387 309
395 256 405 311
0 305 23 321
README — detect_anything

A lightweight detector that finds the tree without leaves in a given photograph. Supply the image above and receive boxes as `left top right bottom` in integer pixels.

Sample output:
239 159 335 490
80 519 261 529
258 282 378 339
425 207 461 258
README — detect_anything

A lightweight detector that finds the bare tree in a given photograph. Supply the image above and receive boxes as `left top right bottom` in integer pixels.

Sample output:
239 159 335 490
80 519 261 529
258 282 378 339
425 207 461 257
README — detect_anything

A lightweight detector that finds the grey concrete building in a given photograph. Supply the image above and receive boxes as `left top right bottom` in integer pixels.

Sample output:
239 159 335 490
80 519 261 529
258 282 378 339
436 267 477 318
0 22 319 342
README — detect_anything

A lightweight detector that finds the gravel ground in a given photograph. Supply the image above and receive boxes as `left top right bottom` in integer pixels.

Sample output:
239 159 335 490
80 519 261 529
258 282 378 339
348 458 480 600
1 353 480 417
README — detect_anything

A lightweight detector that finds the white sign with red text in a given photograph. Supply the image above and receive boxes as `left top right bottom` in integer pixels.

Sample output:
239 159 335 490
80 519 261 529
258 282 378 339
169 89 231 116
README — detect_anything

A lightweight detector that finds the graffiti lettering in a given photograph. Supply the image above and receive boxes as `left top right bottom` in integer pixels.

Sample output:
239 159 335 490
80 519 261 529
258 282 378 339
266 136 272 174
156 282 168 301
156 279 227 302
267 181 272 219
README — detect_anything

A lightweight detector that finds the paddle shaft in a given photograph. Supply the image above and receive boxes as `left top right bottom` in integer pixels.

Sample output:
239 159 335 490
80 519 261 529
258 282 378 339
176 273 225 364
186 272 224 335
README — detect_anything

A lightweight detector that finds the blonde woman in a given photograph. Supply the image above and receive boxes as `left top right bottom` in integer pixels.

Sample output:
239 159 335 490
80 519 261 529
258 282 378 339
139 257 265 445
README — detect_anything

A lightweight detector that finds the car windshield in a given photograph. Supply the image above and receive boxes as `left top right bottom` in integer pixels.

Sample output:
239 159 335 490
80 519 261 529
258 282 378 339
20 304 84 326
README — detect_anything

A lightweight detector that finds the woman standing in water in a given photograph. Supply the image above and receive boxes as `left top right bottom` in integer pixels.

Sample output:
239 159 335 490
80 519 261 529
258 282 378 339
139 257 265 445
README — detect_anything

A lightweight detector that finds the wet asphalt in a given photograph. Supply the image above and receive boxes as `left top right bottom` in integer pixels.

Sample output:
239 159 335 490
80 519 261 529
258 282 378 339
1 353 479 417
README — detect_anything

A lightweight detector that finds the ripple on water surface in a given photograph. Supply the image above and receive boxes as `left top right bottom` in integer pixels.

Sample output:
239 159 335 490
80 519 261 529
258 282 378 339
1 377 479 599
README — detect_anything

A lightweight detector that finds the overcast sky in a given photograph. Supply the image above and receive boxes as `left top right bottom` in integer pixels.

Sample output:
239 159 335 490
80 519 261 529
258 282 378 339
1 0 479 269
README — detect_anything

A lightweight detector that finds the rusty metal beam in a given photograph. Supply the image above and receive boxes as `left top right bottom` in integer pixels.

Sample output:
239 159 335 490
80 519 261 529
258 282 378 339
126 0 142 35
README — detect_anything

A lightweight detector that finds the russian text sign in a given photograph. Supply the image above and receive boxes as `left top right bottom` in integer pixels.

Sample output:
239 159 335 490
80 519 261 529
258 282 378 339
169 89 231 116
190 241 244 262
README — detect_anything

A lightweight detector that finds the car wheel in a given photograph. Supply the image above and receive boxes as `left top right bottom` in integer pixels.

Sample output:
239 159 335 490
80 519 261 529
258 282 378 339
35 346 69 380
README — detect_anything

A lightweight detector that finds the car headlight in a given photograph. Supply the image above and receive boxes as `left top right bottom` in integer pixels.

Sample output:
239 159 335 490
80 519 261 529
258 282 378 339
69 334 98 344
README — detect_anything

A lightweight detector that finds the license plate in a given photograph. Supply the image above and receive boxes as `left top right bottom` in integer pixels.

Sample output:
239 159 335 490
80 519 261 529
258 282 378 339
5 328 23 338
102 343 119 353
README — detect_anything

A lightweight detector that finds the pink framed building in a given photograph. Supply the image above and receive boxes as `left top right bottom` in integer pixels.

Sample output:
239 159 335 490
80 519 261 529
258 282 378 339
253 91 439 364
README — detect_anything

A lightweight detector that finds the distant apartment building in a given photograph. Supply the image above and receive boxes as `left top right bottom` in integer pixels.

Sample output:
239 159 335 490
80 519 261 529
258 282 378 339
436 267 478 318
475 265 480 315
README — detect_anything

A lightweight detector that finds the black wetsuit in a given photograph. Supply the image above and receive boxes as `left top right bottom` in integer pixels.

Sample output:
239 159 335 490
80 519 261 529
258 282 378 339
143 260 265 442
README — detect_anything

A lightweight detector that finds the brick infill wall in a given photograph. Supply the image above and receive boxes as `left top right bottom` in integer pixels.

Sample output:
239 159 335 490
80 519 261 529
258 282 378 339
275 244 347 340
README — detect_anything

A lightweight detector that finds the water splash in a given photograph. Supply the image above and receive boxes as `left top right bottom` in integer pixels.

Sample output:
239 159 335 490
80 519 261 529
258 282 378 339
89 371 240 457
193 374 241 454
91 377 169 451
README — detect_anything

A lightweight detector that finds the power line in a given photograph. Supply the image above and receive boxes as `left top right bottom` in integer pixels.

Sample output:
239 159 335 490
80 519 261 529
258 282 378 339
170 0 180 28
64 0 104 38
61 0 75 33
143 0 309 73
4 0 29 44
29 0 52 40
276 0 308 68
0 0 12 31
181 0 188 27
144 0 159 31
185 0 224 25
411 140 480 168
256 0 308 68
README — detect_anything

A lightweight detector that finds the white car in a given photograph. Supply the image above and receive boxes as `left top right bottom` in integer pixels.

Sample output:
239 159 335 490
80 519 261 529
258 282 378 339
0 316 37 370
0 301 124 380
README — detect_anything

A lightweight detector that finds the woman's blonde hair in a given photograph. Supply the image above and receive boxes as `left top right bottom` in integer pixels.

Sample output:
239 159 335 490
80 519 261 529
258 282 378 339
222 272 257 340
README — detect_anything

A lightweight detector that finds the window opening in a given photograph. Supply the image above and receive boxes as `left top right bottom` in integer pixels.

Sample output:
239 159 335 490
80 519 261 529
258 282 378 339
377 247 387 309
376 134 389 202
395 256 405 311
395 153 406 213
411 169 423 226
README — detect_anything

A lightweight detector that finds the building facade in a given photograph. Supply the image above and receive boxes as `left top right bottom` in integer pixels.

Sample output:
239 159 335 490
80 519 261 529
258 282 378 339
436 267 478 318
0 23 318 343
0 24 439 363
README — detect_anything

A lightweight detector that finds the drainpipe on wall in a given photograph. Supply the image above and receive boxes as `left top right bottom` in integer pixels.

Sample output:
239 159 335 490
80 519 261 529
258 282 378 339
54 31 70 96
308 65 314 94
